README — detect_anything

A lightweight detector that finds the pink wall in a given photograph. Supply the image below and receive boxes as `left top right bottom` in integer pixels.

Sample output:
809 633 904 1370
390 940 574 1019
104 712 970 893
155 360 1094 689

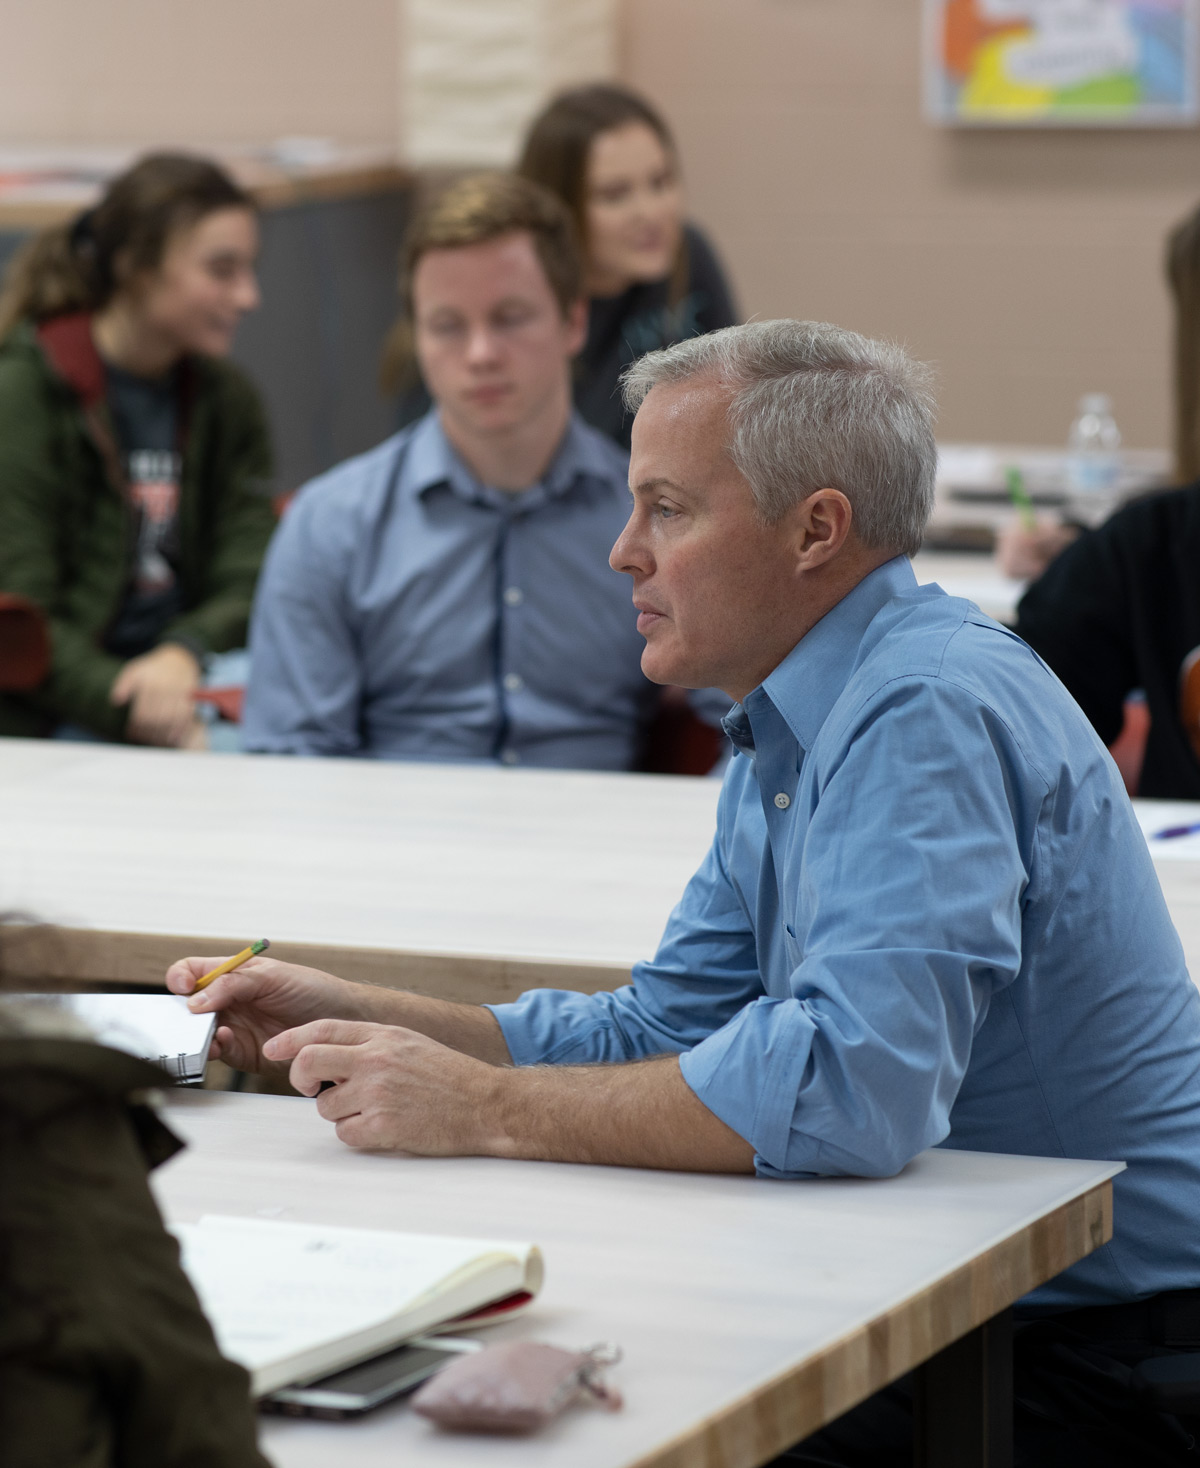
0 0 399 147
623 0 1200 450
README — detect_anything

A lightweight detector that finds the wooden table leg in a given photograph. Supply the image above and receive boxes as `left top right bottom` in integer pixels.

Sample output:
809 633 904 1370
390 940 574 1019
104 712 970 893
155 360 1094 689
914 1307 1013 1468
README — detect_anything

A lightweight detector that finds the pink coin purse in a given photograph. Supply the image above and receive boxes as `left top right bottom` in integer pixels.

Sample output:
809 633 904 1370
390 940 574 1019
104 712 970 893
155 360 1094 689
411 1341 622 1434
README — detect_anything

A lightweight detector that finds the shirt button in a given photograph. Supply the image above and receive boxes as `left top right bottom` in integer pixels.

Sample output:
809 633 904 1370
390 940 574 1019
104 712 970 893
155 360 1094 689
774 792 791 810
503 672 524 692
503 586 524 607
500 748 520 766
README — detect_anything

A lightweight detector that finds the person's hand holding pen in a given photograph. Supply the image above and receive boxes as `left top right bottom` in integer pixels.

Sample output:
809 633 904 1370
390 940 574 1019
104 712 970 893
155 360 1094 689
165 951 379 1075
994 466 1081 582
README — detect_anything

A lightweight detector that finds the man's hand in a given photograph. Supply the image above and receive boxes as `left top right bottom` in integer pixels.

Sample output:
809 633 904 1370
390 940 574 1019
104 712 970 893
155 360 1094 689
111 643 204 747
264 1016 755 1172
166 955 379 1074
265 1019 503 1153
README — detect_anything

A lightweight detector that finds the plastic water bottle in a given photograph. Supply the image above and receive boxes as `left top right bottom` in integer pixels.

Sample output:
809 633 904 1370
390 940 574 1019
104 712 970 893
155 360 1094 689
1066 393 1122 493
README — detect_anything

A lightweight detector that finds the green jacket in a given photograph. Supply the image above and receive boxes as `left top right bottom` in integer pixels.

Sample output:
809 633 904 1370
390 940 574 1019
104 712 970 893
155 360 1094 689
0 1035 272 1468
0 313 276 739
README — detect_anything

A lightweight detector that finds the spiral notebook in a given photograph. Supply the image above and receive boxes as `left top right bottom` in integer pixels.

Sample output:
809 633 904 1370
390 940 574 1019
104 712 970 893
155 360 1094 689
14 993 217 1084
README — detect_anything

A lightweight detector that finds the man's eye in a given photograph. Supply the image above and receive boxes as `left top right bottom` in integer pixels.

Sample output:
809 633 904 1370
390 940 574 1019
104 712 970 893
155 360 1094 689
656 503 678 520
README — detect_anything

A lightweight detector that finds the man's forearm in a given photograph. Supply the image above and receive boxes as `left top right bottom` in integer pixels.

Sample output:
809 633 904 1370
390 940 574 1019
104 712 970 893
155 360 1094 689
481 1054 755 1173
356 983 513 1066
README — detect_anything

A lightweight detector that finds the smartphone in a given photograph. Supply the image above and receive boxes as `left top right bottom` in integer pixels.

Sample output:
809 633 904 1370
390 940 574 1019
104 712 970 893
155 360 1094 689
260 1336 481 1419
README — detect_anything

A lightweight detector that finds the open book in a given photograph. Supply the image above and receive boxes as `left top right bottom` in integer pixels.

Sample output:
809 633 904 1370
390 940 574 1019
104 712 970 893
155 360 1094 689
12 993 217 1084
173 1215 544 1396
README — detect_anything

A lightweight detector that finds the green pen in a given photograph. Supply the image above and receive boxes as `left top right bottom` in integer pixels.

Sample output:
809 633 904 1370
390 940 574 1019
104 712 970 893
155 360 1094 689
1006 466 1036 532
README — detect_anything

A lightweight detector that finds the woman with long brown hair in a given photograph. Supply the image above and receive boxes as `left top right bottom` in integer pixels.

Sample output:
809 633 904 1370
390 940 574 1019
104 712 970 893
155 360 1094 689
517 84 738 448
0 153 275 748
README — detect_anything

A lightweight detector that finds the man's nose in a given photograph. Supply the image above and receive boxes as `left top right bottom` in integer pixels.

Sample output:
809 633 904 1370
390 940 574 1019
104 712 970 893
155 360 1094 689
610 509 651 576
465 325 499 364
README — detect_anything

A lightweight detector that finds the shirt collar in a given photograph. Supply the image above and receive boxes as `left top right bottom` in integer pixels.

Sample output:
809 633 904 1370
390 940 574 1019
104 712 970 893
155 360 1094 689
733 556 917 755
407 409 617 511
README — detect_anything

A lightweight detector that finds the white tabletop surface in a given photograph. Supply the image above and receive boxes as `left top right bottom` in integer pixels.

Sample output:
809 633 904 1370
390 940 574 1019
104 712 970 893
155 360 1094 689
156 1091 1119 1468
6 740 1200 996
0 739 718 981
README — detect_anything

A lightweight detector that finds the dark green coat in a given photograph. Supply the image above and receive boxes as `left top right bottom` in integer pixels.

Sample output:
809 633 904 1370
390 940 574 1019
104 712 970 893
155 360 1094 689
0 1036 272 1468
0 313 276 739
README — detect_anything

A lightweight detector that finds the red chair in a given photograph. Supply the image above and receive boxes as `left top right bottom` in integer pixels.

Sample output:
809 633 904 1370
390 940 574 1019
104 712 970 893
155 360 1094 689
0 594 50 691
640 686 724 776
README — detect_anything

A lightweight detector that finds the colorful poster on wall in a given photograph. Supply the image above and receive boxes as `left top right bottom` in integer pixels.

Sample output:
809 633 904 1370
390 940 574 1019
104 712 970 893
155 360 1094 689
924 0 1198 124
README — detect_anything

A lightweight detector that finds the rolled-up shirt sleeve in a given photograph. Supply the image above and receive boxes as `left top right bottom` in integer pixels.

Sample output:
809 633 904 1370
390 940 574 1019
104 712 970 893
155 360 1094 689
493 675 1040 1183
680 679 1037 1179
488 782 764 1065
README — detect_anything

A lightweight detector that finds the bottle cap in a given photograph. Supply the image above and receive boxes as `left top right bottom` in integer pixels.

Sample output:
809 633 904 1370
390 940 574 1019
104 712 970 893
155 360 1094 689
1078 393 1113 415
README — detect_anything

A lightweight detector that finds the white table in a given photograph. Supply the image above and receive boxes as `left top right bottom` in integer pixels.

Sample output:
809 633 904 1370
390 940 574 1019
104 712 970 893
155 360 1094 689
157 1091 1119 1468
0 739 718 998
6 741 1200 1000
929 442 1170 547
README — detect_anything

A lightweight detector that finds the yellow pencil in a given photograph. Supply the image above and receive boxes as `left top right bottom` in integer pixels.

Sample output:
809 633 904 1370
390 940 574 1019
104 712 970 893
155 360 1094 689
193 938 270 993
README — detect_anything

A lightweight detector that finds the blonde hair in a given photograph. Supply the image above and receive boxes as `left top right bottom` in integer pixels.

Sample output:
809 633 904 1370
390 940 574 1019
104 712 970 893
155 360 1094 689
379 172 582 395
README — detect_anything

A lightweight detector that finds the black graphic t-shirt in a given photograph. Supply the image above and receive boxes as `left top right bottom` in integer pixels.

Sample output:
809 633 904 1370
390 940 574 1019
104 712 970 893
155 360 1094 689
102 363 185 659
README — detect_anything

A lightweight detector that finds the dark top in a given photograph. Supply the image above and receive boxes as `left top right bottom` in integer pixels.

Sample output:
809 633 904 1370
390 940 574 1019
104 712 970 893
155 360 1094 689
103 362 185 658
394 222 739 450
0 313 276 740
1014 482 1200 798
574 223 738 448
0 1036 270 1468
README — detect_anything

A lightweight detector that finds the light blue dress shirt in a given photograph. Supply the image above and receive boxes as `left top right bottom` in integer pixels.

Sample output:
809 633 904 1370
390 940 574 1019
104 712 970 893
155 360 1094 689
491 556 1200 1308
243 411 722 768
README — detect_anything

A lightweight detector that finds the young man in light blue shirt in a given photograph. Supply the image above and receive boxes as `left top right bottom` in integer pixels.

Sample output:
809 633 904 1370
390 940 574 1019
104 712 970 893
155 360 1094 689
177 320 1200 1463
243 172 722 769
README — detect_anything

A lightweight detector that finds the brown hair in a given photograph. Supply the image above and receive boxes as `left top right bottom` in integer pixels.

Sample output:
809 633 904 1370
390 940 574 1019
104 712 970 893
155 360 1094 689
517 83 686 300
380 171 583 395
0 153 253 343
1168 203 1200 483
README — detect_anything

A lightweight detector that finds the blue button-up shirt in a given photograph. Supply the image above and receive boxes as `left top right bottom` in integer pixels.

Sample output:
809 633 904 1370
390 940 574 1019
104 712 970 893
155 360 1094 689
243 411 717 768
491 556 1200 1308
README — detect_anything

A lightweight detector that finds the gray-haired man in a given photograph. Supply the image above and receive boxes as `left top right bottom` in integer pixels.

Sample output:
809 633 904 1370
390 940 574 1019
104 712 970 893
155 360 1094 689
172 321 1200 1463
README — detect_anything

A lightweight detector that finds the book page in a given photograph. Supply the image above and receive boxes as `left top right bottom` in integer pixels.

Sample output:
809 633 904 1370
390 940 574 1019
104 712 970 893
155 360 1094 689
173 1215 536 1376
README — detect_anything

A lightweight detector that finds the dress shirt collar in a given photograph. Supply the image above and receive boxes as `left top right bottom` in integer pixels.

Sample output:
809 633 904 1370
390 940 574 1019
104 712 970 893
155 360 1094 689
722 556 918 757
406 408 619 512
764 555 918 750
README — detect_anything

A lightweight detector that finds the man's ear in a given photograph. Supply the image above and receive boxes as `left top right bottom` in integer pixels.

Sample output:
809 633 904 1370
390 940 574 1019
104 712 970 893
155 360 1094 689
564 298 588 358
791 489 854 570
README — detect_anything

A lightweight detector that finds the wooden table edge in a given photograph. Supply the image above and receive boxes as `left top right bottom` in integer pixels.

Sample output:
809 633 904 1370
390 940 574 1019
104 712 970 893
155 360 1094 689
19 926 630 1002
621 1179 1113 1468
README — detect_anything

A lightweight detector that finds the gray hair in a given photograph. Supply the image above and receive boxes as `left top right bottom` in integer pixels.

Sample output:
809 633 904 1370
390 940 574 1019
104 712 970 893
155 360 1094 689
621 320 937 557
